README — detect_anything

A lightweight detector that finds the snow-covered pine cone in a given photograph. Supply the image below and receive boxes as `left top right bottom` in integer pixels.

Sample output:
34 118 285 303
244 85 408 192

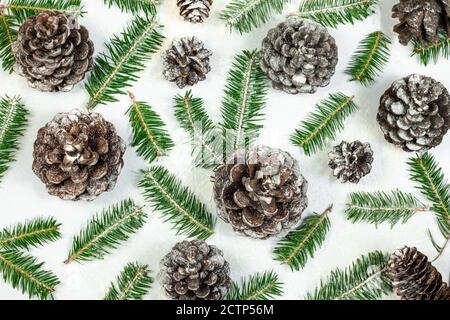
177 0 213 23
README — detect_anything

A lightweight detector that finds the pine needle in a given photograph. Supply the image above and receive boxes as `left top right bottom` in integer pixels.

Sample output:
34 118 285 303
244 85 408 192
102 0 158 16
139 166 215 240
220 0 291 34
0 12 17 73
65 199 147 264
296 0 378 28
226 270 283 300
273 205 332 271
0 95 28 184
0 217 61 251
305 251 391 300
85 15 164 109
412 31 450 66
290 93 358 156
104 262 153 300
345 31 391 86
126 92 174 163
0 249 59 300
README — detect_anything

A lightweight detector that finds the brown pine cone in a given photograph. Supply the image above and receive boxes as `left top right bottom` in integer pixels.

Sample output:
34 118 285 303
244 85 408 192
160 240 231 300
13 11 94 92
213 145 308 239
388 246 450 300
177 0 213 23
32 109 126 201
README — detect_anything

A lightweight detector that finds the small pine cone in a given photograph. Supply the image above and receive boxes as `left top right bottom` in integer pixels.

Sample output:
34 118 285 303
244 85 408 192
388 246 450 300
13 11 94 92
328 141 374 184
160 240 231 300
377 74 450 152
32 109 126 201
260 17 338 94
213 145 308 239
162 37 212 89
177 0 212 23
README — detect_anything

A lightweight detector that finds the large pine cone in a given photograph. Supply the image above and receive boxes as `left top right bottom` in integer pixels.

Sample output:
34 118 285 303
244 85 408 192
13 11 94 92
32 110 126 201
328 141 374 184
377 74 450 152
160 240 231 300
260 17 338 94
213 145 308 239
162 37 212 89
177 0 212 23
388 246 450 300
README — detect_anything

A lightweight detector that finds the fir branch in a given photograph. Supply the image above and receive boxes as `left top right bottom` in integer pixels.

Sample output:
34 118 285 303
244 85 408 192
345 31 391 86
273 205 332 271
126 92 174 163
85 15 164 109
412 31 450 66
0 95 28 183
0 12 17 73
65 199 147 264
102 0 158 16
226 270 283 300
345 190 429 227
0 249 59 300
104 262 153 300
220 50 268 152
139 166 215 240
173 91 223 169
0 217 61 251
220 0 291 34
305 251 391 300
290 93 358 156
295 0 378 28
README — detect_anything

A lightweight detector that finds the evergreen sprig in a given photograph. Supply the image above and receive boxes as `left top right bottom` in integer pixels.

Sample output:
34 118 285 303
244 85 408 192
290 93 358 156
296 0 378 28
102 0 158 16
345 31 391 86
220 0 291 34
126 92 174 163
0 95 28 183
104 262 153 300
226 270 283 300
273 206 332 271
412 31 450 66
305 251 391 300
346 190 429 227
65 199 147 264
5 0 84 23
85 15 164 109
0 217 61 251
0 249 60 300
139 166 215 240
0 13 17 73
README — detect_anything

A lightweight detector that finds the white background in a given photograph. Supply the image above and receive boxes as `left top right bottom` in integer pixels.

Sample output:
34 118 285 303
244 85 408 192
0 0 449 300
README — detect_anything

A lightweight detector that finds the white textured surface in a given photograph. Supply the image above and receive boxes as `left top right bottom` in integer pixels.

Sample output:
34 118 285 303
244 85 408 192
0 0 449 300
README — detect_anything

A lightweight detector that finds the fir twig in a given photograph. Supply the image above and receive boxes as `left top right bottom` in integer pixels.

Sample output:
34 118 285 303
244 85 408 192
305 251 391 300
0 12 17 73
139 166 215 240
0 95 28 183
226 270 283 300
412 31 450 66
126 92 174 163
345 31 391 86
0 217 61 251
85 15 164 109
290 93 358 156
104 262 153 300
345 190 429 227
65 199 147 264
102 0 158 16
273 205 332 271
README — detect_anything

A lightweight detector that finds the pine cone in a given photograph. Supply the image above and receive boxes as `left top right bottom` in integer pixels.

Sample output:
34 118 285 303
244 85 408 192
388 246 450 300
392 0 450 45
213 145 308 239
377 74 450 152
328 141 374 184
13 11 94 92
177 0 212 23
32 109 126 201
162 37 212 89
260 17 338 94
160 240 231 300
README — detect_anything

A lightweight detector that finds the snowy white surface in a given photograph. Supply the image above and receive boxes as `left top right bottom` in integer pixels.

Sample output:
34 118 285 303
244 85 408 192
0 0 449 300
